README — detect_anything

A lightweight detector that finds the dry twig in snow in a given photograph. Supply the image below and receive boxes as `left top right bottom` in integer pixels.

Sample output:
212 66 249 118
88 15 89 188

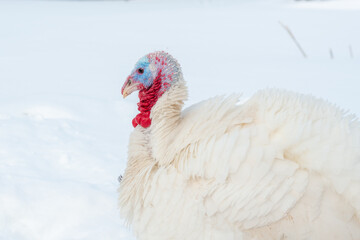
349 45 354 58
279 21 307 58
329 48 334 59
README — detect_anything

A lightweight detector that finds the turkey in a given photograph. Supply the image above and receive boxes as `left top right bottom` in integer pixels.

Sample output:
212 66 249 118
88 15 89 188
118 51 360 240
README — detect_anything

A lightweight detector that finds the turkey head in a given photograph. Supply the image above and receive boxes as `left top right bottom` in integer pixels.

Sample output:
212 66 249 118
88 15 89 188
121 51 182 128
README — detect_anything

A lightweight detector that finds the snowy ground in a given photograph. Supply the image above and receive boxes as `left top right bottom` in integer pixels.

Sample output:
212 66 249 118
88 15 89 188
0 0 359 239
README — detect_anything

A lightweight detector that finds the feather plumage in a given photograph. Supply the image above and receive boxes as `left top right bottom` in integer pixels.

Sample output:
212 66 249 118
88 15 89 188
118 52 360 240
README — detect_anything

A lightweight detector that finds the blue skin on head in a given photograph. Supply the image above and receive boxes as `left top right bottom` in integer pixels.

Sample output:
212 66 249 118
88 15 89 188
131 56 154 88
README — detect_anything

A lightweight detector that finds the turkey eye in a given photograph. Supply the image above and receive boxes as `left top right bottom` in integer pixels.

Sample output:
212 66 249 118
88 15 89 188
138 68 144 74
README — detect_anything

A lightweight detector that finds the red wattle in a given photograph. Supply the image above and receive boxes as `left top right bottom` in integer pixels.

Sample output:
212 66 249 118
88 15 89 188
132 118 138 128
132 70 163 128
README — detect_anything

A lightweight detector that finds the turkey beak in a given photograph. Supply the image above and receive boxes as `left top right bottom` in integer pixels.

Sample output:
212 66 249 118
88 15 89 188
122 76 140 98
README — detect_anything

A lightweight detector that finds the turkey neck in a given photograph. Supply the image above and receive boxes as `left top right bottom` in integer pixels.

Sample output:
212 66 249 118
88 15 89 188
149 78 188 165
133 58 183 129
133 71 163 128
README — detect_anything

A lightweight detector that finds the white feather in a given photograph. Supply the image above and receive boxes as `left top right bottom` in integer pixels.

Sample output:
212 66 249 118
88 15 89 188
119 79 360 239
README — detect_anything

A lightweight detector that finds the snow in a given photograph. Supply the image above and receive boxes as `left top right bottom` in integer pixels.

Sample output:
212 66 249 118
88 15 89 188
294 0 360 10
0 0 359 239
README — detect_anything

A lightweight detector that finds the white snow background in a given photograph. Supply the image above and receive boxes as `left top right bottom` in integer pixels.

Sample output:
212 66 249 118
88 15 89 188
0 0 359 239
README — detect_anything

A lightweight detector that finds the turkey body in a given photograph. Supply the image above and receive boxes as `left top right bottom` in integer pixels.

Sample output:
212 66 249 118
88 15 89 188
119 76 360 239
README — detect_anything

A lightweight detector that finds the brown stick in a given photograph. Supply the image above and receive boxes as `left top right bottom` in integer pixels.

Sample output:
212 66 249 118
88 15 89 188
279 21 307 58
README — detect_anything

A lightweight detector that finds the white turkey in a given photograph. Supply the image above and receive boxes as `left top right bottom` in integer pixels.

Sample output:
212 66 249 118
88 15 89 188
118 51 360 240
